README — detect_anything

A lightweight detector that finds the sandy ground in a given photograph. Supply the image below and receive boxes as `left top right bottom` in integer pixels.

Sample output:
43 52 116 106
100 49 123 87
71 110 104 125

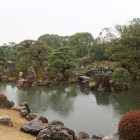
0 108 36 140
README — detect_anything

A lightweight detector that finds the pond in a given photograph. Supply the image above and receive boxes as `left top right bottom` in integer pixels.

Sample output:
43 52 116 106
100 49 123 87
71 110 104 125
0 81 140 136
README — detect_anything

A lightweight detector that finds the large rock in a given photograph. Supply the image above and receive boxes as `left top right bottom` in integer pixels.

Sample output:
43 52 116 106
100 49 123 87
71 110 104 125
27 67 36 84
1 76 8 82
20 102 31 113
19 72 24 79
20 121 47 136
78 131 90 140
102 136 113 140
92 134 104 139
48 120 64 127
0 114 13 127
20 109 29 117
37 121 76 140
102 133 119 140
20 102 31 118
95 74 110 91
38 116 48 123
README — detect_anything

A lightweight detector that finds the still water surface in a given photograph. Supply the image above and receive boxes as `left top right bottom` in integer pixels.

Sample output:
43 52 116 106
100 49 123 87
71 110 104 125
0 81 140 136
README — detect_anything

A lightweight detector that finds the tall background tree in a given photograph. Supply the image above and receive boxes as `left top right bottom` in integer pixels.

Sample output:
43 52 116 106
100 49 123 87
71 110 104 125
0 42 17 62
14 40 52 68
96 18 140 77
49 46 76 73
38 34 70 50
106 19 140 70
0 48 6 62
67 32 94 58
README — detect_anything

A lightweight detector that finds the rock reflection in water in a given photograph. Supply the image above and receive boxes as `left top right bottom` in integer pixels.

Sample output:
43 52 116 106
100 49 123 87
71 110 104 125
16 84 79 116
0 81 140 135
93 81 140 116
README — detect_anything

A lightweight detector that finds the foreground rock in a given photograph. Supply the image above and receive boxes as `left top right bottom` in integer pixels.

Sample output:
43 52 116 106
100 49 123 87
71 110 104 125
38 116 48 123
20 121 47 136
37 120 76 140
102 133 119 140
12 102 36 120
20 102 31 118
20 102 31 113
48 120 64 126
0 114 13 127
78 131 90 140
0 93 14 108
92 134 103 139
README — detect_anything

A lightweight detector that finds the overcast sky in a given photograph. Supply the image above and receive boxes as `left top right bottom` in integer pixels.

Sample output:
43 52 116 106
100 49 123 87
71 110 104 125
0 0 140 45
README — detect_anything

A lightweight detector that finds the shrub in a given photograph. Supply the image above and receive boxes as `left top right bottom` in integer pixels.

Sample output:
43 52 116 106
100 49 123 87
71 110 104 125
118 110 140 140
0 94 13 108
110 68 129 84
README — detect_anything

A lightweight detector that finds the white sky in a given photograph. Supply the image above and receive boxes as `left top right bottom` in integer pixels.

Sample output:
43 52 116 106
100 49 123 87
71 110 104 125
0 0 140 45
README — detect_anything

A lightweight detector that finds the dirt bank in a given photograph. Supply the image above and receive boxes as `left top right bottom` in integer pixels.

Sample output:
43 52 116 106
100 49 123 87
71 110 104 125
0 108 35 140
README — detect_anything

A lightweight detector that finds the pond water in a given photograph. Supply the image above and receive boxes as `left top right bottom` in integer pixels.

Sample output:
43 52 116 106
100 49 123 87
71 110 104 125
0 81 140 136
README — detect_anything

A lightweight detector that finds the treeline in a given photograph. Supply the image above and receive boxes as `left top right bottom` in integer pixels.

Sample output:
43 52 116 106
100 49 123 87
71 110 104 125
0 18 140 75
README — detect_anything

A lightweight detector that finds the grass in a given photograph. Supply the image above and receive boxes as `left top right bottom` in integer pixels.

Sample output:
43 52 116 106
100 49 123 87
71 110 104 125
0 108 36 140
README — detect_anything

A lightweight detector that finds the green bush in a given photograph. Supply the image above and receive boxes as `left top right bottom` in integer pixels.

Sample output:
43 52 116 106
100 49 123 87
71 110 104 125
110 68 129 84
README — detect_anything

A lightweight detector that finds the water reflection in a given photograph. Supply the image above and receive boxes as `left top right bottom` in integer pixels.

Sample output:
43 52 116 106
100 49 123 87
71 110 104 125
110 81 140 115
94 92 110 105
91 81 140 115
0 82 7 90
0 81 140 135
15 84 81 116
